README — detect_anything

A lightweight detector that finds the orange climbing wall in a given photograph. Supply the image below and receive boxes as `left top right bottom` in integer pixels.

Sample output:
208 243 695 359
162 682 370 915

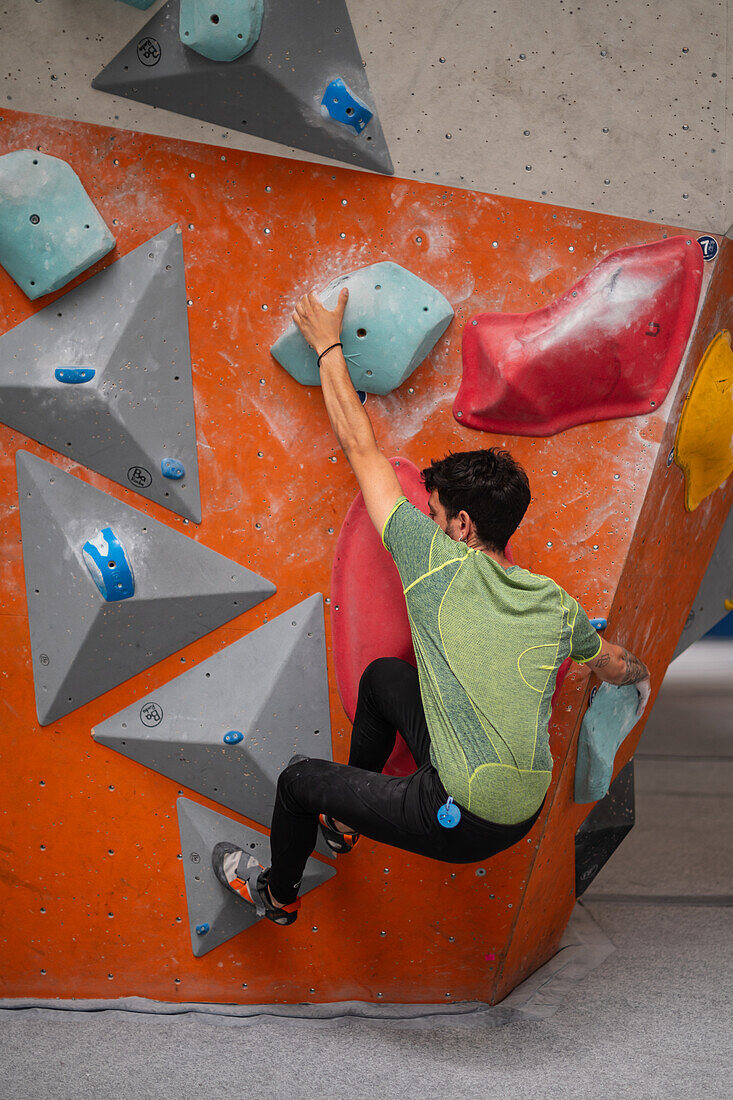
0 109 730 1005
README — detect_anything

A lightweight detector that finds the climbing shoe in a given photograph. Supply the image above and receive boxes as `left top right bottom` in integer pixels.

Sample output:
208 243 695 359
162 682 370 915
318 814 360 855
211 841 300 926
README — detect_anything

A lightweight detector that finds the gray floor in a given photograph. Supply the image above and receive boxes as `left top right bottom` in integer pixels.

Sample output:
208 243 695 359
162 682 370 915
2 661 731 1100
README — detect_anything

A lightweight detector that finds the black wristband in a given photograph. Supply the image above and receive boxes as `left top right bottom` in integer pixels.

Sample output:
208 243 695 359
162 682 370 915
317 342 343 368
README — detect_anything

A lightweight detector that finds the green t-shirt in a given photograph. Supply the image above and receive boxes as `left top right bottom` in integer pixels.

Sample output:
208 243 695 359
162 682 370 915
382 497 602 825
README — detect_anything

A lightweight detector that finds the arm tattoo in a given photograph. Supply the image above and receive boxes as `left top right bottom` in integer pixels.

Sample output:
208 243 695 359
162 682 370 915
617 648 649 685
591 653 611 670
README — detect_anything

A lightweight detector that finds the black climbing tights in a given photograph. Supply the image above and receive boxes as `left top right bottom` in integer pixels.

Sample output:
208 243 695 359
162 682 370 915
268 658 543 904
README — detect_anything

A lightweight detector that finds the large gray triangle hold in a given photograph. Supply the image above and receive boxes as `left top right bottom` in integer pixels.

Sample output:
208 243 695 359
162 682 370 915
93 594 333 848
177 798 336 956
17 451 275 725
0 225 201 523
92 0 393 176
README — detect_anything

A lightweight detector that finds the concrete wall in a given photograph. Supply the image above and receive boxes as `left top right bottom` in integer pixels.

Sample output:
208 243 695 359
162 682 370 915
2 0 730 231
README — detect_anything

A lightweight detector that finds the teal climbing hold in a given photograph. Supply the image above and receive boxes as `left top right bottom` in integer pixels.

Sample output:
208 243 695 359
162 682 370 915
271 262 454 396
574 683 640 804
0 151 115 300
117 0 156 9
179 0 264 62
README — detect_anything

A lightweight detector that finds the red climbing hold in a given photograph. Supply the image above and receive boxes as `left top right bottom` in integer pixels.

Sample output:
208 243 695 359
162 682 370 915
331 458 425 776
331 457 518 777
455 235 704 436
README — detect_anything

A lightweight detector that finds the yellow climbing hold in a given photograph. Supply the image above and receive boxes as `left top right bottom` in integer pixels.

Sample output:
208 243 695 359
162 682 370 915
674 329 733 511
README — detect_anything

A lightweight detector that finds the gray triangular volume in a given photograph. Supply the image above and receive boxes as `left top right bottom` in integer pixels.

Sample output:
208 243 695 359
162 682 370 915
17 451 275 725
93 595 333 846
92 0 393 176
177 797 336 956
0 226 201 523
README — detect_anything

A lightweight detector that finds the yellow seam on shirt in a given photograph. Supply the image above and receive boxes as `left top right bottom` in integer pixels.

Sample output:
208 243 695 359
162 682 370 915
427 527 441 571
402 556 465 596
529 581 568 770
516 646 550 693
468 762 553 775
574 635 603 663
567 596 579 651
380 496 408 548
407 606 445 708
436 561 507 772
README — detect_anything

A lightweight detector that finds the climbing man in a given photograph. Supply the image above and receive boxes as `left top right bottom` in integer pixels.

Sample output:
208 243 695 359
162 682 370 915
213 288 652 925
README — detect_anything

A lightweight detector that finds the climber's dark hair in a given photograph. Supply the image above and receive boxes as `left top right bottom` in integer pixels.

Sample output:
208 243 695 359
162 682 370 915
421 448 531 552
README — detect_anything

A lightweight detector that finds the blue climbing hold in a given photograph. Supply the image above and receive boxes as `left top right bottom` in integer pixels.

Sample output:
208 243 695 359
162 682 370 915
195 922 210 936
179 0 264 62
321 78 373 134
437 796 462 829
82 527 135 602
223 730 244 745
0 151 115 300
271 262 454 396
118 0 157 9
590 617 608 631
55 367 96 385
161 458 186 480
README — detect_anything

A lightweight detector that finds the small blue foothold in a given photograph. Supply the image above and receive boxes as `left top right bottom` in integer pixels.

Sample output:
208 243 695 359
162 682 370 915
437 795 462 829
321 78 373 134
223 730 244 745
55 367 96 384
195 923 210 936
82 527 135 602
590 618 608 631
161 458 185 480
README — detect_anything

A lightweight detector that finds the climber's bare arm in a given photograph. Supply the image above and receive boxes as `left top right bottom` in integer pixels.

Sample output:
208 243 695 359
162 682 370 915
292 289 402 534
586 637 651 715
